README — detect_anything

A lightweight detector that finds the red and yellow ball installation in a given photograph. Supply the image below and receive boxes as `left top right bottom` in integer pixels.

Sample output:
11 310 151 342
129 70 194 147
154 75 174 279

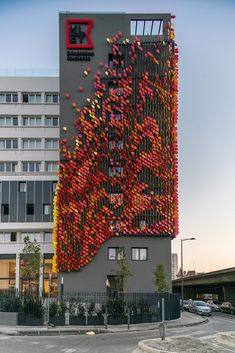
53 30 179 273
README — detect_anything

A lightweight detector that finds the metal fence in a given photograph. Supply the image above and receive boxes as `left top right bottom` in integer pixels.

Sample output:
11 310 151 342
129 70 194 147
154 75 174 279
0 290 180 326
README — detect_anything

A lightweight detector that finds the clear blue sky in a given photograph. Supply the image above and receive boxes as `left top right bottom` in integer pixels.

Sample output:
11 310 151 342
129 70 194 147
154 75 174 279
0 0 234 273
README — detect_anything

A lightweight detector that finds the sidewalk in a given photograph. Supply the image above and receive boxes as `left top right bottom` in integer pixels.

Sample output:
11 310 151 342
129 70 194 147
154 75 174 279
0 312 208 336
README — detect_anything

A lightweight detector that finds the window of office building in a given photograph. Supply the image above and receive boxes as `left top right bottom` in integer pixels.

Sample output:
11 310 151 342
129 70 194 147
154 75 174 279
22 162 41 173
26 204 34 215
131 248 148 261
21 232 40 242
19 181 26 192
108 166 123 177
52 181 57 192
45 93 59 103
45 116 59 126
1 204 9 215
0 139 18 149
44 232 52 242
0 116 18 126
0 93 18 103
45 162 58 172
130 20 163 36
0 232 16 242
22 139 41 149
43 204 50 215
22 116 42 126
43 256 58 297
109 193 124 205
22 93 42 103
109 140 123 150
0 162 17 172
108 247 124 261
0 257 16 290
45 139 59 149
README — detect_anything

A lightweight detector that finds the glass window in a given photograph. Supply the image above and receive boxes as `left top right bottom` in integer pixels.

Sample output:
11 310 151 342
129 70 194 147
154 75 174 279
45 162 58 172
0 259 16 290
22 139 41 149
1 204 9 215
43 204 50 215
2 116 17 126
108 247 124 260
0 233 11 242
43 257 58 297
52 181 57 192
11 232 17 242
19 182 26 192
45 116 59 126
131 248 148 261
23 116 42 126
22 93 41 103
0 162 17 173
45 94 59 103
23 162 41 173
13 140 18 149
44 232 52 242
0 93 18 103
26 204 34 215
45 139 59 149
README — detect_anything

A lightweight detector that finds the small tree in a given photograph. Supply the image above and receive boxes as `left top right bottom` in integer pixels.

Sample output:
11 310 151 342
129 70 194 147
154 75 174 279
21 236 42 280
112 248 133 292
153 263 169 294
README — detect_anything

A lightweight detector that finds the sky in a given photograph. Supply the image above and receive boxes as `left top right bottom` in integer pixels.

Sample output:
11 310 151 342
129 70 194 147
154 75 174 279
0 0 234 273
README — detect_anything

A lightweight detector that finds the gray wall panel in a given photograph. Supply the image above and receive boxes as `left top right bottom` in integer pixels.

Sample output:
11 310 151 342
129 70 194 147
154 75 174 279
59 237 172 293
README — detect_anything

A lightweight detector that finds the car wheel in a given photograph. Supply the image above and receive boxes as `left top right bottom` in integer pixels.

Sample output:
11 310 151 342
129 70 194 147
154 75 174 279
231 310 234 315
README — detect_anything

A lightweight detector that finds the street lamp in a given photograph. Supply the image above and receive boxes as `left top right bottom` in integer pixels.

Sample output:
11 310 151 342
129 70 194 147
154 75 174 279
181 237 196 311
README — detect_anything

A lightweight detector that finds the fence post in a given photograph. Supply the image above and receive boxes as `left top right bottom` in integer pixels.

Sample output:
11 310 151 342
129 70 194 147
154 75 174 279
160 297 166 341
104 304 108 329
85 307 88 326
127 307 130 330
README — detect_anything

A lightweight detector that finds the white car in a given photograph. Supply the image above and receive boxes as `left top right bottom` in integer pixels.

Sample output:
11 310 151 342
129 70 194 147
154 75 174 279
189 300 212 316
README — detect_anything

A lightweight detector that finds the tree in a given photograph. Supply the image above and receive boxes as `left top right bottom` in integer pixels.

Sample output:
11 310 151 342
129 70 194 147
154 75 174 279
112 248 133 292
21 236 42 279
153 263 169 294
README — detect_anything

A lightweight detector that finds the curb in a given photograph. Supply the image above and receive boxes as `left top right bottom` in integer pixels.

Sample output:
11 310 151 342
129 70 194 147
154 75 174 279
0 316 209 336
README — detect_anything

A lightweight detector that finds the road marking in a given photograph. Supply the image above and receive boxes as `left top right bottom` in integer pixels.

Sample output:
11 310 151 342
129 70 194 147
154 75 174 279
0 336 9 340
61 349 77 353
45 344 56 349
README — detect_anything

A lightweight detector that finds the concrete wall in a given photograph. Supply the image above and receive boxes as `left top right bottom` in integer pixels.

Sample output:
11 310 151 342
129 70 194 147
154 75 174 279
60 236 172 293
0 312 17 326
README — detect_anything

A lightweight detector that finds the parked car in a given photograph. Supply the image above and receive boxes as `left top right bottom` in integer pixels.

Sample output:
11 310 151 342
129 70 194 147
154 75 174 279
183 300 193 312
220 302 235 315
207 300 221 312
189 300 212 316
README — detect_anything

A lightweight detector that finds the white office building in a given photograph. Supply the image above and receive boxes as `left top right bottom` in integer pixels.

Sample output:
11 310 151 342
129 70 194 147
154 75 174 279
0 71 59 296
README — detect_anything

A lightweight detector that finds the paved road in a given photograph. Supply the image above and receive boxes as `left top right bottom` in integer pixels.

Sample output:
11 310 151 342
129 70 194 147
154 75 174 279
0 312 235 353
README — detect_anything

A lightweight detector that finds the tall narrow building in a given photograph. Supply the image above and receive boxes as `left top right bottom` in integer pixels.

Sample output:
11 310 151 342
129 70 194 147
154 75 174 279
54 13 179 293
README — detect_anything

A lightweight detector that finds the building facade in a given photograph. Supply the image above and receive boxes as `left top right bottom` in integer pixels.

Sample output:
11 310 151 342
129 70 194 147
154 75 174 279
55 13 179 293
0 74 59 296
171 253 178 280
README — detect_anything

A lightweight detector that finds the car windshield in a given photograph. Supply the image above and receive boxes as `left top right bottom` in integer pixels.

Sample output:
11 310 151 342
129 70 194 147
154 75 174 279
194 301 207 306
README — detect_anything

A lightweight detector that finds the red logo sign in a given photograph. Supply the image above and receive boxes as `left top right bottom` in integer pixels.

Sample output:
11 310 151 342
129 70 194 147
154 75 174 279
66 19 94 49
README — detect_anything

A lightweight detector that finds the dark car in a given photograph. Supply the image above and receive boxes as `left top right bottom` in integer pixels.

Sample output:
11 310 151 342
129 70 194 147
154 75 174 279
189 300 212 316
220 302 235 315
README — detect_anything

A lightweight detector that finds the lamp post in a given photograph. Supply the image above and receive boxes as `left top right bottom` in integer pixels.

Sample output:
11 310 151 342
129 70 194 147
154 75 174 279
181 237 196 311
